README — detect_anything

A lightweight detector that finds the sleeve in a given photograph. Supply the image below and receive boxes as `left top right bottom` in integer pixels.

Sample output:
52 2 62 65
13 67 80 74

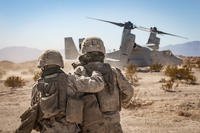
115 68 134 104
68 69 105 93
31 83 40 106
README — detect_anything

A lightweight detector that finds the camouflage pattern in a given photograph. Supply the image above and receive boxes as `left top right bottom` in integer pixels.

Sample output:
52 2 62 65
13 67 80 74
80 37 106 55
17 50 105 133
100 64 133 133
40 120 79 133
81 94 106 133
75 63 133 133
15 104 40 133
31 70 105 132
37 50 64 68
73 66 105 133
103 112 123 133
75 37 134 133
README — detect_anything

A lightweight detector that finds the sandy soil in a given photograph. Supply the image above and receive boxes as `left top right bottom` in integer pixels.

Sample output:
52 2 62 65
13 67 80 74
0 60 200 133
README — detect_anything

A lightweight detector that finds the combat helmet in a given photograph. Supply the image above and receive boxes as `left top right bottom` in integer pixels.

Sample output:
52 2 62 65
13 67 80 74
80 37 106 55
37 50 64 68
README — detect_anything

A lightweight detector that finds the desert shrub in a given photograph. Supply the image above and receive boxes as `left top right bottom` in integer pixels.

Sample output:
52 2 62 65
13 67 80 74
183 57 200 69
177 101 197 117
33 70 42 81
150 63 163 72
161 79 179 92
178 110 192 117
164 65 196 84
125 64 138 85
4 76 25 88
183 59 193 69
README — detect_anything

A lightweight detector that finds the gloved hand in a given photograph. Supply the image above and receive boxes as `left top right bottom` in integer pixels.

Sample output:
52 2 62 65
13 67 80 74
84 62 114 94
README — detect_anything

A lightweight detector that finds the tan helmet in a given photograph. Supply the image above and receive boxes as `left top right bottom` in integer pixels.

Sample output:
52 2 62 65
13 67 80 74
80 37 106 55
37 50 64 68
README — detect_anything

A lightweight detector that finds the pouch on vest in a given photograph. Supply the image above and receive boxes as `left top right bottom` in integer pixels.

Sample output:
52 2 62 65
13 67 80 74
66 97 83 124
82 94 103 126
97 86 120 113
39 90 61 119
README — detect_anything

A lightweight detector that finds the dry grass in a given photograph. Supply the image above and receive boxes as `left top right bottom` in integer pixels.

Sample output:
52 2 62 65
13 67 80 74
164 65 197 84
161 79 179 92
177 101 200 120
150 63 163 72
124 64 139 86
183 56 200 69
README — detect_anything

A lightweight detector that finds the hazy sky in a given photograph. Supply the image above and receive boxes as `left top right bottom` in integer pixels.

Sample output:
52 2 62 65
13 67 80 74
0 0 199 52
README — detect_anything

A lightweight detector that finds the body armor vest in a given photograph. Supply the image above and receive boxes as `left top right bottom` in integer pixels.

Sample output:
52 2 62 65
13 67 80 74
84 62 121 113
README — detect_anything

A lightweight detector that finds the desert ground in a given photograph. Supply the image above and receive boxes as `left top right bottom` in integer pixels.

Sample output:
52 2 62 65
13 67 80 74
0 60 200 133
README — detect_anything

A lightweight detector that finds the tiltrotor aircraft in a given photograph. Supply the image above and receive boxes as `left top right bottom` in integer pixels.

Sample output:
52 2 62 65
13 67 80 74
64 17 187 67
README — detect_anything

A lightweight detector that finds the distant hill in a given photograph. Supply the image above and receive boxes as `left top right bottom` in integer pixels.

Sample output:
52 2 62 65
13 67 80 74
0 46 42 63
0 46 66 63
160 41 200 56
0 41 199 63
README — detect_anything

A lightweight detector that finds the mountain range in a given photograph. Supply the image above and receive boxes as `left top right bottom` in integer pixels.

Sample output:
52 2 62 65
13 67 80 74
0 46 42 63
0 41 199 63
160 41 200 56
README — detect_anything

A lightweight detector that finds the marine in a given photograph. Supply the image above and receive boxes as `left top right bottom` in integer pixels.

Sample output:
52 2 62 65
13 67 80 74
16 50 105 133
73 37 134 133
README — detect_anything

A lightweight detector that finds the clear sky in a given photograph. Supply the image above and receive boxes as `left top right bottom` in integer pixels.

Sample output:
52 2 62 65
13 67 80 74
0 0 199 52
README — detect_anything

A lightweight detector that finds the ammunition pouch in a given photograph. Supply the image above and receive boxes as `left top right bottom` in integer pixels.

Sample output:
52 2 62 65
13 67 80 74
66 97 84 124
39 90 61 119
82 94 103 126
96 85 120 113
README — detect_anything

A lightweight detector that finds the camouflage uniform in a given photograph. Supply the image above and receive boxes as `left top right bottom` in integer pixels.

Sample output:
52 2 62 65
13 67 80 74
74 66 106 133
74 37 134 133
17 50 105 133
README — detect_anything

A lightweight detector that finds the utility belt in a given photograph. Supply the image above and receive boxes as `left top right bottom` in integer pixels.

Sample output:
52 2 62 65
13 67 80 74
42 112 65 123
102 111 120 123
103 111 118 115
40 115 81 132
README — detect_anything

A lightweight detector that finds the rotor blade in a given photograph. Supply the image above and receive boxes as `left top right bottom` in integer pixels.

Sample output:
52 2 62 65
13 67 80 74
87 17 125 27
137 26 151 32
157 30 188 39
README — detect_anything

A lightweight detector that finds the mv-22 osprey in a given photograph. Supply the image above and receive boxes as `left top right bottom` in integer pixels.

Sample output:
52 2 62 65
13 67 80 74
64 17 187 67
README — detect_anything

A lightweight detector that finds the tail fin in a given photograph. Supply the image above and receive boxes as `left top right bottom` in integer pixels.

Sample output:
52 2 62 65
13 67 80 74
64 37 79 59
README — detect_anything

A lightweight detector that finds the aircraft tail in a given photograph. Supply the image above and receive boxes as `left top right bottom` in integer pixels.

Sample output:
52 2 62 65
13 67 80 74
64 37 79 59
